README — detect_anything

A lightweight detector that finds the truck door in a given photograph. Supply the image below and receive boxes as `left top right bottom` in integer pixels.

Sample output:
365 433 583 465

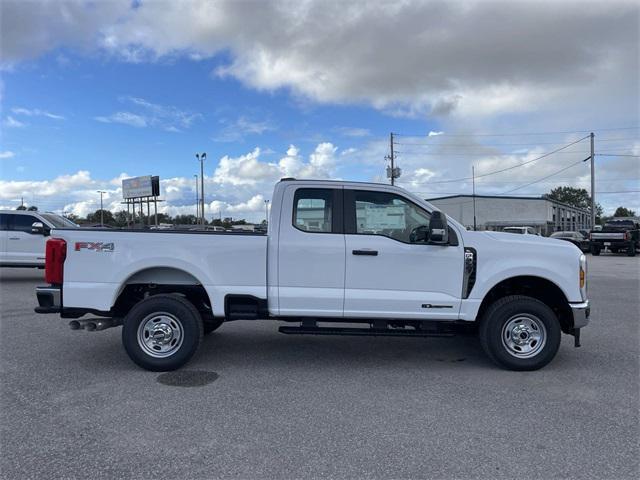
277 186 345 317
7 213 46 265
343 188 464 320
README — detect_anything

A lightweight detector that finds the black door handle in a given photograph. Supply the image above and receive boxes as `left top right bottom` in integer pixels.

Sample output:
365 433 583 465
352 249 378 256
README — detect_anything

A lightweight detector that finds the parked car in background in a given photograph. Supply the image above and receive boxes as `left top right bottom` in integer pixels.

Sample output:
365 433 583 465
503 226 539 235
0 210 78 267
550 231 590 252
590 217 640 256
188 225 227 232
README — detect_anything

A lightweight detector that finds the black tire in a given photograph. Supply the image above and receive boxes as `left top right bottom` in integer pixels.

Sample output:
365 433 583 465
591 245 601 256
122 294 203 372
627 243 636 257
203 317 224 335
479 295 562 371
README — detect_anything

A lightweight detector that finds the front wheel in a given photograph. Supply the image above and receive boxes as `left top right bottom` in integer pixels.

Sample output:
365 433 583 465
479 295 561 371
122 294 203 371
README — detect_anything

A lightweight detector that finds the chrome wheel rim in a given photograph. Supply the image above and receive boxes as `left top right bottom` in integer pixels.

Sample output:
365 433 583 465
501 314 546 359
137 312 184 358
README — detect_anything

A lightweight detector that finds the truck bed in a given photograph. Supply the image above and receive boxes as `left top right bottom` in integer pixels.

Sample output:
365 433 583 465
51 228 268 316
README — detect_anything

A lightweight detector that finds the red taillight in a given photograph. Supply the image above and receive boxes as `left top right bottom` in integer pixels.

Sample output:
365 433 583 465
45 238 67 285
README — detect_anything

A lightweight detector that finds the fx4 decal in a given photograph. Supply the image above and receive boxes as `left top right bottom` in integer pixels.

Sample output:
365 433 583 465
75 242 115 252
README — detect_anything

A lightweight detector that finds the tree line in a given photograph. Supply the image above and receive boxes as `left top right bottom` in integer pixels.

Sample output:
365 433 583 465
62 210 257 229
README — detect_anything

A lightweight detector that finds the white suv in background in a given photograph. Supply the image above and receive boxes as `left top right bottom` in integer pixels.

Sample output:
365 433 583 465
0 210 78 268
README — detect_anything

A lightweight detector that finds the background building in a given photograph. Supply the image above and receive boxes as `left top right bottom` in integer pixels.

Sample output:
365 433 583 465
428 194 591 235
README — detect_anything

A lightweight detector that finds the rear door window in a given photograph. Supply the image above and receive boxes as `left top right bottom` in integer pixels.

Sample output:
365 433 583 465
293 189 337 233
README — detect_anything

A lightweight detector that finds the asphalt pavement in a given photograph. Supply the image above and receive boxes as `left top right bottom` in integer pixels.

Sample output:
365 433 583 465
1 255 638 479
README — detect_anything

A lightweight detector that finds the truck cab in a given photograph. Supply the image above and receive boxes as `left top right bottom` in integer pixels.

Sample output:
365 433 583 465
35 179 590 372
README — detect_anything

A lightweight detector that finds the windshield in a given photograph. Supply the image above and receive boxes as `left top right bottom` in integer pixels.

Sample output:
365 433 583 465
41 213 78 228
605 220 635 228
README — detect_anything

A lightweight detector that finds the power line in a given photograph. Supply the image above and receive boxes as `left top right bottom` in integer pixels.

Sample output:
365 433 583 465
394 126 639 138
395 149 589 157
394 137 638 147
498 159 588 195
402 135 590 184
596 153 640 157
412 190 640 197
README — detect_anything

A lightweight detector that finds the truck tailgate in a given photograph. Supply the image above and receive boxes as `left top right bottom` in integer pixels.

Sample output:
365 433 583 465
591 232 625 240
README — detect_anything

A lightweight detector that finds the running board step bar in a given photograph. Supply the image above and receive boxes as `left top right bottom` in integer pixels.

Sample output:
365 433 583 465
278 325 455 338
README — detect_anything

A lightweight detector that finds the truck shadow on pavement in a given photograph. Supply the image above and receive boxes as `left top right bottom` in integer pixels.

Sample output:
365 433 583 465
191 325 493 371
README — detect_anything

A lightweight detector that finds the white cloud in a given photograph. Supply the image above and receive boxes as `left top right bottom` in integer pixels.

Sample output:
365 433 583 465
213 116 274 142
0 143 343 220
2 1 636 125
213 142 339 186
0 150 16 159
11 107 64 120
214 148 279 186
95 111 147 128
336 127 371 138
3 116 26 128
95 96 201 131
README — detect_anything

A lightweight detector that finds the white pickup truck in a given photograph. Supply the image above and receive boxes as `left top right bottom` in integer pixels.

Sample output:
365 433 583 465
35 179 590 371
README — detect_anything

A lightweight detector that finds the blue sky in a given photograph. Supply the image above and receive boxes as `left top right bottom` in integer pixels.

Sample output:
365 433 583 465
1 0 638 220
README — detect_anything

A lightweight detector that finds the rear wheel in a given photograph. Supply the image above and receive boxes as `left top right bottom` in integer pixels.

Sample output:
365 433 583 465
479 295 561 371
122 294 203 371
628 243 636 256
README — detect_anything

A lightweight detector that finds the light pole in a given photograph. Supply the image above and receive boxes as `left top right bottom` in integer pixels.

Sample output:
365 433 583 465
590 132 596 228
97 190 106 226
194 174 199 222
264 199 270 224
196 152 207 225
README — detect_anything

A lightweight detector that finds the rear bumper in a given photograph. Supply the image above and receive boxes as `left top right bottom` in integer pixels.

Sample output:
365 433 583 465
35 286 61 314
591 239 629 246
570 300 590 329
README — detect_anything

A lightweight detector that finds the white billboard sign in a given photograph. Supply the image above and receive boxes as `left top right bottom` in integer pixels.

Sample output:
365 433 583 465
122 175 153 199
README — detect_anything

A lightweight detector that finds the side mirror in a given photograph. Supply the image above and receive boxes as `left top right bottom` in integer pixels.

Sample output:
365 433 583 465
31 221 48 235
428 211 449 245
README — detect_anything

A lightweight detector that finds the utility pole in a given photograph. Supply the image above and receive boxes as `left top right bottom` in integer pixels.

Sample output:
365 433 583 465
472 166 477 231
390 132 395 185
196 153 207 225
590 132 596 228
264 199 270 224
194 174 199 222
385 133 401 185
97 190 106 226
